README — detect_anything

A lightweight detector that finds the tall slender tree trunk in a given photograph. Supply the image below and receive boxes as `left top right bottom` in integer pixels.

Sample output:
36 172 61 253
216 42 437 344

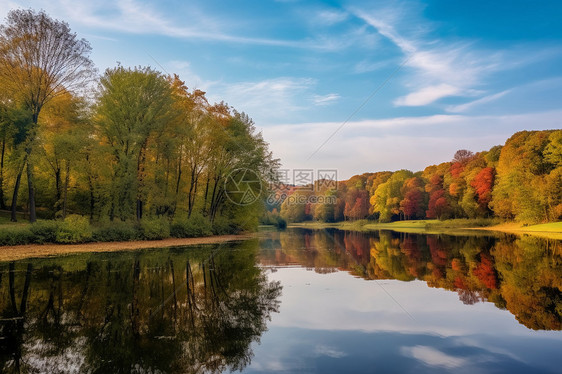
209 174 223 222
88 176 95 220
26 158 37 223
54 167 61 211
209 174 219 220
203 174 210 214
0 135 6 210
62 160 70 219
175 147 182 195
136 142 147 221
26 119 38 223
187 162 198 218
10 155 27 222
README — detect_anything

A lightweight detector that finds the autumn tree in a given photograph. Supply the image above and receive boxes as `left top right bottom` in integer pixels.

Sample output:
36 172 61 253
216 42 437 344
452 149 475 164
95 66 175 221
37 91 90 218
399 176 427 219
491 130 559 223
0 9 94 222
344 188 369 220
372 169 413 222
471 167 495 211
425 173 451 219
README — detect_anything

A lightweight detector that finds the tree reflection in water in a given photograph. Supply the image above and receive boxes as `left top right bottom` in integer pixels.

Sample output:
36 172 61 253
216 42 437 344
260 228 562 331
0 240 281 373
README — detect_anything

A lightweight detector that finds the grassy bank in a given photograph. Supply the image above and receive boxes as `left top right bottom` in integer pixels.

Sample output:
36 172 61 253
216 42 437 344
0 214 241 246
289 219 562 239
474 222 562 240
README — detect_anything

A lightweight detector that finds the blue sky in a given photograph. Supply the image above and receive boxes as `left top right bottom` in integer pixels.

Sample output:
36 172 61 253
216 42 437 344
2 0 561 178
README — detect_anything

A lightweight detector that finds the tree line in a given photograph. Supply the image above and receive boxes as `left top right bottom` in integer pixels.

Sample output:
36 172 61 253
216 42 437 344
279 129 562 224
0 9 277 231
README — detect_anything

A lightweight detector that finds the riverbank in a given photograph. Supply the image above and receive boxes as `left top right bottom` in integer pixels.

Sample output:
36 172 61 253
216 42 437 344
472 222 562 240
0 234 254 262
288 220 562 240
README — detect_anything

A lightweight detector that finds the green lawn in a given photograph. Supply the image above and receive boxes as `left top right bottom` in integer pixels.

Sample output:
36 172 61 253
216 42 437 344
289 219 562 239
521 222 562 232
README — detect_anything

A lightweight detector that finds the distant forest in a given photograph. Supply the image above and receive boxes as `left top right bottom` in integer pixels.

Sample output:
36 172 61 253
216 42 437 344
277 130 562 224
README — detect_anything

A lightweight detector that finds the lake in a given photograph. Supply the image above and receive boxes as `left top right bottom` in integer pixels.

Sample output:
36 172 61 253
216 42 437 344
1 228 561 373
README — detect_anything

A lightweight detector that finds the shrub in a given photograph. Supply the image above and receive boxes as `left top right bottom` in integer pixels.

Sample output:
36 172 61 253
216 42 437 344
0 226 34 246
56 215 93 243
30 220 60 243
92 221 140 242
170 213 212 238
212 216 238 235
261 211 287 229
139 218 170 240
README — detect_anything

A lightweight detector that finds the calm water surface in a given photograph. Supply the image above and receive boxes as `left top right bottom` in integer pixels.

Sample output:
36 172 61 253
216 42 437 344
1 228 561 373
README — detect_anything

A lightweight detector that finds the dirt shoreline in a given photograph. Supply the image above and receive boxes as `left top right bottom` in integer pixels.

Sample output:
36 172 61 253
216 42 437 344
0 234 255 262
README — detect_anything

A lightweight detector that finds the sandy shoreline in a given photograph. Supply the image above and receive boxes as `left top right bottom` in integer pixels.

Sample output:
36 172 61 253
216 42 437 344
0 234 255 262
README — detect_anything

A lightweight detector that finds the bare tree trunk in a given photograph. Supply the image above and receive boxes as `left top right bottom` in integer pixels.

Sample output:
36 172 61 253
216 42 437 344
55 167 61 210
0 134 6 210
209 174 220 221
26 124 37 223
88 176 95 220
187 162 199 218
62 159 70 219
175 145 182 195
26 157 37 223
10 155 27 222
203 174 210 213
136 142 147 221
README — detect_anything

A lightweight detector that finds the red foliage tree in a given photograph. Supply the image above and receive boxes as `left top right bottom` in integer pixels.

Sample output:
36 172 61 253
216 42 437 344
345 189 369 220
471 167 495 209
427 189 450 219
450 162 464 179
400 188 425 218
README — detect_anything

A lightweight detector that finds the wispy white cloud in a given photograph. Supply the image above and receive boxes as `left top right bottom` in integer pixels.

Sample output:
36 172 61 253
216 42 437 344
354 59 393 74
313 93 340 106
314 345 347 358
401 345 466 369
1 0 352 50
166 60 219 92
394 84 461 106
315 10 349 25
446 90 511 113
354 10 416 54
214 77 316 121
351 6 499 106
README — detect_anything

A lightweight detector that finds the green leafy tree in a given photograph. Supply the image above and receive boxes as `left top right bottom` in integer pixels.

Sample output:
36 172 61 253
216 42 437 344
95 66 175 221
372 169 413 222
